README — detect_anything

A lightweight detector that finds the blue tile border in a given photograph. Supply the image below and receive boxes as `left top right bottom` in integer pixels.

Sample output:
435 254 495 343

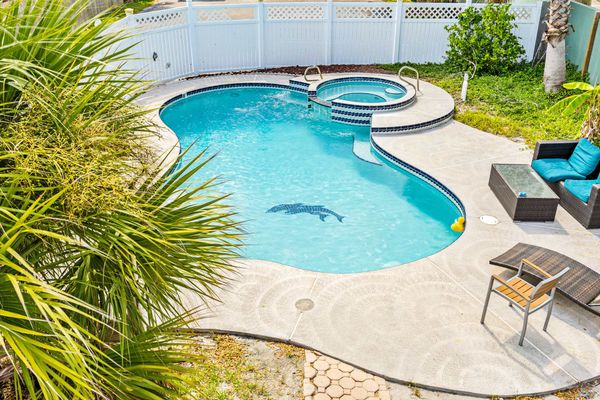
332 115 371 125
333 95 415 111
315 77 414 111
159 82 307 114
370 136 466 216
371 109 455 134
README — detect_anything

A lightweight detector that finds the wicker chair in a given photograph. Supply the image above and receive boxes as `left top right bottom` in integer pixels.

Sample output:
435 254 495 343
481 259 570 346
532 140 600 229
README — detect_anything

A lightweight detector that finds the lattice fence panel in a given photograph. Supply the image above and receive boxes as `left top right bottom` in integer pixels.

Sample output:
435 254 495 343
404 5 464 20
510 6 534 21
197 7 256 22
133 11 186 29
266 5 325 21
335 6 393 20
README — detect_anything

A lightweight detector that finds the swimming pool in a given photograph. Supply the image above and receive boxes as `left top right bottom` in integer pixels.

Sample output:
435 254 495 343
160 86 462 273
316 79 406 103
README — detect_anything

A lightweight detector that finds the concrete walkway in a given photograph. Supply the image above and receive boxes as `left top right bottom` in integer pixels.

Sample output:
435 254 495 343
142 73 600 398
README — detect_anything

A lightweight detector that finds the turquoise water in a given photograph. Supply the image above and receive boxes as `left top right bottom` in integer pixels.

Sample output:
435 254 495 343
317 80 406 103
160 87 461 273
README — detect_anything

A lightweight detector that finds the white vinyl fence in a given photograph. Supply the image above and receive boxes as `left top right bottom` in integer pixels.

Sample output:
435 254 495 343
108 1 543 82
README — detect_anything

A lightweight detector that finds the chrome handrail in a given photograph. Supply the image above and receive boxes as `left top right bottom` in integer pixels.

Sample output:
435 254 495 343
304 65 323 82
398 66 421 94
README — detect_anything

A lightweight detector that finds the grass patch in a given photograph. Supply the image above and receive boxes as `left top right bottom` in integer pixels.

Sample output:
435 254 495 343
378 62 585 147
185 336 270 400
184 335 303 400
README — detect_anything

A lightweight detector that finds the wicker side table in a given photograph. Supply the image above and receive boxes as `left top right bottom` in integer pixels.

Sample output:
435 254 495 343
489 164 559 222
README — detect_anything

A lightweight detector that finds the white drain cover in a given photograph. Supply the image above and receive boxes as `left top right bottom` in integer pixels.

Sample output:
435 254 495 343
480 215 499 225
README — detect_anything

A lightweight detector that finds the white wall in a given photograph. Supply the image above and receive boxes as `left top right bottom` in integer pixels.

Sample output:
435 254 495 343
109 2 543 82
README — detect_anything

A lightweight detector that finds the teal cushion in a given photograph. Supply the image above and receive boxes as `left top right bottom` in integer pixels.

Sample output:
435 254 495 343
564 179 600 203
532 158 585 182
567 139 600 177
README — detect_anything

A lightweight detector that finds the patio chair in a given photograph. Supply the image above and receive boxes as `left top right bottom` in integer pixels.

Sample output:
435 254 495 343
480 259 570 346
531 140 600 228
490 243 600 317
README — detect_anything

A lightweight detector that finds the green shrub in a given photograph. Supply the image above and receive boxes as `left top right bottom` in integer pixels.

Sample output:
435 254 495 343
445 5 525 75
0 0 242 398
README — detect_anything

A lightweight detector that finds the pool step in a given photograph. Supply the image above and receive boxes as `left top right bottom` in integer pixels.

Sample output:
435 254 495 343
352 138 382 165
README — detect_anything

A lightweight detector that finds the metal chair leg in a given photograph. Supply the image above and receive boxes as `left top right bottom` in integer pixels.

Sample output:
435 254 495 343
543 300 554 332
519 311 530 346
481 277 494 324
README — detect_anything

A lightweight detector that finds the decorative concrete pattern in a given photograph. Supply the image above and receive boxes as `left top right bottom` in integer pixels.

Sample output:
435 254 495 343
140 73 600 397
304 351 391 400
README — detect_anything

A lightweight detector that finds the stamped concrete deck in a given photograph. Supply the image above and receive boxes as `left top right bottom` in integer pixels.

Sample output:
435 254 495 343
141 73 600 398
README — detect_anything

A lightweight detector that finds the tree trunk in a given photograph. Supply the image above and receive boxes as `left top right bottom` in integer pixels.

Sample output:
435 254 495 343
582 101 600 142
544 40 566 92
543 0 571 93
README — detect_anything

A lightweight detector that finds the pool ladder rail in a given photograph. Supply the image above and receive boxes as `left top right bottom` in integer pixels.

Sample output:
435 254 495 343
304 65 323 82
398 66 421 94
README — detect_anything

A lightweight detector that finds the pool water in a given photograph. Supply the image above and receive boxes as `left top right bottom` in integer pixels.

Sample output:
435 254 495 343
160 87 461 273
336 93 387 103
317 80 406 103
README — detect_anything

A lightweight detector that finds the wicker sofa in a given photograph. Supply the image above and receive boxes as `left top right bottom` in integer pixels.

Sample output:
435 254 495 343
532 140 600 229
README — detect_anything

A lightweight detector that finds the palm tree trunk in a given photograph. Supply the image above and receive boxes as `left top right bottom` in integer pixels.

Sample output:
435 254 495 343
543 0 571 93
582 101 600 142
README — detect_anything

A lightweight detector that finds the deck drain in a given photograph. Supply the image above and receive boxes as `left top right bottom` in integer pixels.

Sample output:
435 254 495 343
480 215 499 225
295 298 314 311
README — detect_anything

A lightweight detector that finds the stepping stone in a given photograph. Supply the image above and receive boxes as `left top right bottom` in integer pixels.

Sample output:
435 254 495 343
326 384 344 398
314 360 329 371
350 369 368 382
338 362 353 373
314 375 331 387
305 366 317 379
363 379 378 392
306 351 318 363
339 377 355 390
351 387 369 400
326 368 344 380
304 382 316 396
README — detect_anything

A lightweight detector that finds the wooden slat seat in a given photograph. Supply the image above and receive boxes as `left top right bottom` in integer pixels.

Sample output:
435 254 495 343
495 277 550 310
490 243 600 317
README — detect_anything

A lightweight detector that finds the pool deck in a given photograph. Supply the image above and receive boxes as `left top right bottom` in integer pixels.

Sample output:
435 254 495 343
140 73 600 398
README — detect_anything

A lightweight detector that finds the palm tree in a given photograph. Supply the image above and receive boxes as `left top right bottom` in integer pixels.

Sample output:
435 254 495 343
552 82 600 143
0 0 242 397
543 0 571 93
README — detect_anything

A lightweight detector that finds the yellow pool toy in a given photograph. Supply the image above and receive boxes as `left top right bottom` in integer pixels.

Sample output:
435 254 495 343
451 216 465 233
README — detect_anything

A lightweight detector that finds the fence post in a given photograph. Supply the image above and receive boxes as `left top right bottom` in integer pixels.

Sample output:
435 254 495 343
583 12 600 77
124 7 134 27
530 1 544 62
258 2 265 68
325 0 334 65
186 0 198 74
392 0 402 64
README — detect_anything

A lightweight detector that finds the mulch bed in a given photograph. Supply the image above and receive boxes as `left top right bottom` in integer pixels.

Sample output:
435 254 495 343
183 64 395 80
